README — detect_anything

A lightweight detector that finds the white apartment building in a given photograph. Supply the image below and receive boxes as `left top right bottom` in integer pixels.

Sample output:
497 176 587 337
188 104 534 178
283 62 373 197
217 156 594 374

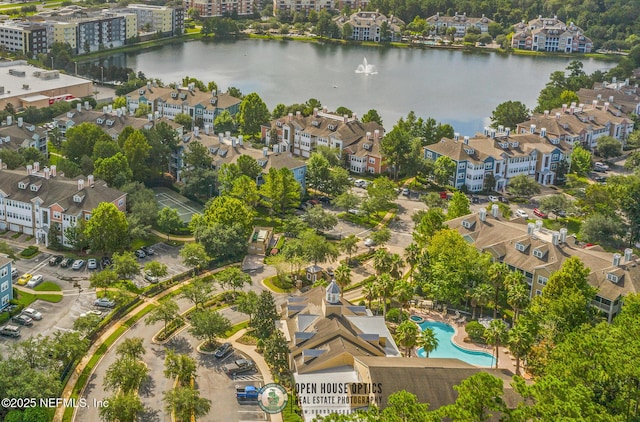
511 16 593 53
0 165 126 247
425 12 493 37
272 0 331 16
183 0 253 18
333 11 404 42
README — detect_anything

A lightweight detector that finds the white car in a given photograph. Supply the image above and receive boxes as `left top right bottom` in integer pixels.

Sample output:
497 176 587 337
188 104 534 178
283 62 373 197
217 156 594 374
364 238 376 247
595 162 609 170
515 209 529 219
80 310 103 318
354 179 366 188
26 274 43 288
488 195 499 202
22 308 42 320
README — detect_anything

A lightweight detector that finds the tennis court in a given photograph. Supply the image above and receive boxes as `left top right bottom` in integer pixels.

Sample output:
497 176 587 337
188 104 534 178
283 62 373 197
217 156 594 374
152 187 204 223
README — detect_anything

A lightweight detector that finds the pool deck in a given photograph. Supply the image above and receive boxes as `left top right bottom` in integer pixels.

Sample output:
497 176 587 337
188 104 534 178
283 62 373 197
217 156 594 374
410 307 521 375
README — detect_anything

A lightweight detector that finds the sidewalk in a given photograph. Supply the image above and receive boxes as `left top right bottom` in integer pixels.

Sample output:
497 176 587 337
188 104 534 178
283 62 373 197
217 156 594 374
228 329 284 422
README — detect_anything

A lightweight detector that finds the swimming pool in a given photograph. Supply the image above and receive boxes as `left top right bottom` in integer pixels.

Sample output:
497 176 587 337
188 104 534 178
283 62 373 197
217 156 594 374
416 320 495 367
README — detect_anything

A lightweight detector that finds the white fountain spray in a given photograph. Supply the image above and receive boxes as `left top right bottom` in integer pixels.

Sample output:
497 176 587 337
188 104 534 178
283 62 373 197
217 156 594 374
355 57 378 75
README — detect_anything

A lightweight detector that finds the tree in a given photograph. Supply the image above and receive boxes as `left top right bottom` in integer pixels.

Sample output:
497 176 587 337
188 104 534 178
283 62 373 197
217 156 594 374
508 174 540 198
363 177 397 213
181 278 213 310
145 300 180 338
417 327 439 358
237 154 263 181
579 213 626 247
433 156 456 186
64 122 110 163
339 234 359 265
300 230 338 266
539 194 572 219
237 290 259 324
263 330 290 381
370 227 392 249
73 313 103 337
99 392 144 422
570 146 592 176
395 320 419 357
595 136 622 159
260 167 301 215
179 242 210 274
157 207 183 239
253 291 279 339
490 101 529 129
505 272 529 324
214 109 235 133
116 337 145 361
104 357 149 394
0 149 24 169
380 124 411 180
112 251 139 280
237 92 270 138
304 205 338 232
93 153 132 188
192 222 248 261
229 176 261 208
334 263 351 296
442 372 507 422
196 195 254 234
174 112 193 131
507 324 534 376
375 273 396 319
413 207 446 249
362 109 383 125
164 350 197 388
624 150 640 171
446 191 471 219
84 203 129 254
163 386 211 422
188 309 231 348
122 130 152 182
307 153 332 193
394 279 414 319
215 266 252 295
333 191 361 211
90 269 118 296
483 319 507 369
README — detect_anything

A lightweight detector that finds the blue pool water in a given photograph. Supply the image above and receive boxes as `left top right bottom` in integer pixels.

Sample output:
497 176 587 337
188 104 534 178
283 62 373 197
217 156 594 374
416 321 495 367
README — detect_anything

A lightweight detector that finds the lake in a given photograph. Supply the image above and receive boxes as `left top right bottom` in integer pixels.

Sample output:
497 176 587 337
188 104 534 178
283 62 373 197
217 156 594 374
101 39 614 135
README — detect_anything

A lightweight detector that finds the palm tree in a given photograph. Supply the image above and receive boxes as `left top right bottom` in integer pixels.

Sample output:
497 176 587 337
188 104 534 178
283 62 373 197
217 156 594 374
363 281 377 310
404 243 420 281
483 319 508 369
507 324 534 375
487 262 509 319
373 249 392 275
394 280 414 321
505 272 530 324
334 263 351 297
471 283 493 319
164 350 197 387
340 234 359 266
388 253 404 279
395 320 419 357
417 328 439 358
375 273 396 319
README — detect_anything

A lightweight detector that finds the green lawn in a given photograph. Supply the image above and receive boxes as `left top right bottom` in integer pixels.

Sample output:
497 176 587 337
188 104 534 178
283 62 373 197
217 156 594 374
34 281 62 292
263 275 294 293
14 290 63 307
224 320 249 338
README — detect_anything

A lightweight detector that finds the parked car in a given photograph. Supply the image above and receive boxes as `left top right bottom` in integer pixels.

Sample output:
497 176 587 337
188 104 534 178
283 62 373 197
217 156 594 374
469 195 480 204
533 208 548 218
498 196 509 204
592 166 607 173
61 258 74 268
26 274 43 288
101 257 112 268
488 195 499 203
364 238 376 247
554 209 567 218
80 310 103 318
223 359 256 376
401 188 410 196
214 342 233 359
0 325 21 338
347 208 362 215
71 259 85 270
49 255 63 266
12 314 33 326
595 162 609 170
94 298 116 308
318 196 331 203
354 179 366 187
141 246 155 256
16 273 32 286
87 259 97 270
144 271 159 283
135 249 146 259
11 268 18 279
22 308 42 321
515 209 529 219
236 385 260 401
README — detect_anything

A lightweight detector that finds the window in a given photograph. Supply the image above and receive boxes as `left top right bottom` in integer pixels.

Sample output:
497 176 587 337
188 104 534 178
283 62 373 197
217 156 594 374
369 158 375 164
0 267 6 277
536 290 542 296
1 281 8 292
515 242 528 252
533 248 546 259
607 273 619 283
537 275 548 286
426 151 433 159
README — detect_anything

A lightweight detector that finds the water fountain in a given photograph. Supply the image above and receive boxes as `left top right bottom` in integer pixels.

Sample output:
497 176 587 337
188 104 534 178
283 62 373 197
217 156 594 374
355 57 378 75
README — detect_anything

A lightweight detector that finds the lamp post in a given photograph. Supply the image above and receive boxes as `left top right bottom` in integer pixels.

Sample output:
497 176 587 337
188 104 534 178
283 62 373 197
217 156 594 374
100 66 104 84
50 56 53 69
208 184 213 198
74 61 78 76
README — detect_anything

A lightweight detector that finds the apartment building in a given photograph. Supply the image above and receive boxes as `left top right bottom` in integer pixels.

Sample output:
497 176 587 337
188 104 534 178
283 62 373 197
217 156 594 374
125 83 241 127
333 11 404 42
0 165 126 247
425 12 493 37
46 21 78 51
577 80 640 117
177 128 307 191
511 16 593 53
261 109 386 174
447 211 640 322
517 101 634 150
184 0 253 18
0 21 48 56
122 4 184 36
424 129 571 191
76 14 127 53
0 256 12 310
0 115 48 155
272 0 331 17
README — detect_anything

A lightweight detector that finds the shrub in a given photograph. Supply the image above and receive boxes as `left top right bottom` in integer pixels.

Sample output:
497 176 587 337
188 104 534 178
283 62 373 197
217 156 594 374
0 312 9 324
465 321 486 342
20 246 39 258
385 308 408 323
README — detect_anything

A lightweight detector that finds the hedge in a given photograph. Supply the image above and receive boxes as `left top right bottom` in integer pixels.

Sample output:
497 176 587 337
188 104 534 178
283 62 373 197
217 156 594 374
20 246 39 258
